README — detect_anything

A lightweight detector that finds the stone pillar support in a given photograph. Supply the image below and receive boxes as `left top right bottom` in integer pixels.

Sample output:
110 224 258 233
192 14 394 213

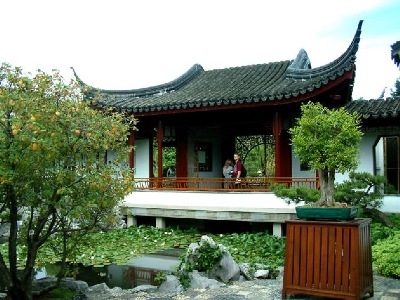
273 223 283 237
156 217 166 228
126 215 137 228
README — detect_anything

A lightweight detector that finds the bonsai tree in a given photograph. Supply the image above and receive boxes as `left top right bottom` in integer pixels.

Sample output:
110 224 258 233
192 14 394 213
287 101 363 207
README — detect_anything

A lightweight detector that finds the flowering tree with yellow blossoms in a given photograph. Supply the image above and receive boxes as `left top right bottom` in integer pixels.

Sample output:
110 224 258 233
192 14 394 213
0 63 137 299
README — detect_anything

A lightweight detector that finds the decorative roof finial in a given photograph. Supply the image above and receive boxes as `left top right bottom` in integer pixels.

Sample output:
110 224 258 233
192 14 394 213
378 87 387 99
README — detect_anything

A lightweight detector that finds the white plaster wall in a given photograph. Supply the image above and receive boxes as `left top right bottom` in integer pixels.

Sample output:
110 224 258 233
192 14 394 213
198 137 222 178
375 138 384 176
106 149 129 170
134 139 150 178
381 195 400 213
335 132 377 184
106 149 118 163
291 153 315 178
187 127 223 178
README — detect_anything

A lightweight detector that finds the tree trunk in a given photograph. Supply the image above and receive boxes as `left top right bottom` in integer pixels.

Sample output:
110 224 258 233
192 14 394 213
8 284 31 300
326 169 335 206
317 169 328 205
363 207 394 227
317 168 335 206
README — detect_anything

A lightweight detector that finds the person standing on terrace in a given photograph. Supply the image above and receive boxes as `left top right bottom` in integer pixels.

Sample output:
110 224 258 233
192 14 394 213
233 153 243 184
222 159 233 188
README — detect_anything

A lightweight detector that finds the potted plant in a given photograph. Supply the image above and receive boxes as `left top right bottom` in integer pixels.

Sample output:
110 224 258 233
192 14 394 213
280 102 375 300
273 101 363 220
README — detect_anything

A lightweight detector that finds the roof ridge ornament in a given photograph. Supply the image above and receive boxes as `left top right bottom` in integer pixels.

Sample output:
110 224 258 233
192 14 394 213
287 49 312 71
286 20 363 80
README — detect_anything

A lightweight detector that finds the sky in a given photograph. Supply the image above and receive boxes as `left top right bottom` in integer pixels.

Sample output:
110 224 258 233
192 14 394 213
2 0 399 100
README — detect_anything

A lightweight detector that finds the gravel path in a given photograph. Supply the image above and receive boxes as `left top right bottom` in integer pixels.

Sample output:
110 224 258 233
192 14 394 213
86 274 400 300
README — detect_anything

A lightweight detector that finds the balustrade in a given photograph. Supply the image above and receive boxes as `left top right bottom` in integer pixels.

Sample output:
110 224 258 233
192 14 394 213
133 177 319 192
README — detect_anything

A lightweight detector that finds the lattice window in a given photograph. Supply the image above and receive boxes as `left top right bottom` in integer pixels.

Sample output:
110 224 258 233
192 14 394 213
235 135 275 177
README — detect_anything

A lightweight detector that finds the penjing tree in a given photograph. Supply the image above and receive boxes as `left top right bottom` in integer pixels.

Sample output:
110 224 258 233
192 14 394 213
289 101 363 207
0 63 137 299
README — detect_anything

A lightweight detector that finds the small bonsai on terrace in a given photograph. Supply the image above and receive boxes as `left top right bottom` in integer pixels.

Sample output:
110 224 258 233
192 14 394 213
273 101 363 207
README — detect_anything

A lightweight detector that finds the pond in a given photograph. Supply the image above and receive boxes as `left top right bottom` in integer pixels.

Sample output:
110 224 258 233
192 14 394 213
36 248 183 289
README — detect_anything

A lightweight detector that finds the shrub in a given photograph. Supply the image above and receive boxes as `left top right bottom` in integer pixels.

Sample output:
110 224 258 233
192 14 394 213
372 231 400 278
370 223 395 245
154 271 167 285
177 235 224 288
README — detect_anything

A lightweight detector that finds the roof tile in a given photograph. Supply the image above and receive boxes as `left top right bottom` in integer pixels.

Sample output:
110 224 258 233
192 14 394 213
76 21 363 114
345 97 400 119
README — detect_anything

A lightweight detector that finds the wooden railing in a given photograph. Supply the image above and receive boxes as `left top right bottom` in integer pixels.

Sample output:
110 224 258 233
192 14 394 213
133 177 319 192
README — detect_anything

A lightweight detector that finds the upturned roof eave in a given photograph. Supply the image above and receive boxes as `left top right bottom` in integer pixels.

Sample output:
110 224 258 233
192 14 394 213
75 20 363 115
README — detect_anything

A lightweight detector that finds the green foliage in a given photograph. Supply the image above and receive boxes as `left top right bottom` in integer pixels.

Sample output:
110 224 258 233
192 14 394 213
334 172 386 208
289 101 363 205
271 172 386 210
38 287 76 299
193 241 223 272
370 213 400 277
36 225 202 267
290 102 362 174
24 226 286 283
212 232 286 270
372 231 400 278
7 220 400 280
390 77 400 97
369 213 400 246
177 235 224 287
388 213 400 228
153 145 176 176
0 63 137 297
154 271 167 285
370 223 395 245
235 135 275 177
270 183 320 204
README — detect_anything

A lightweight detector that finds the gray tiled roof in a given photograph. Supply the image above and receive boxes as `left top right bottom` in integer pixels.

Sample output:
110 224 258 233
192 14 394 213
75 21 363 115
345 97 400 119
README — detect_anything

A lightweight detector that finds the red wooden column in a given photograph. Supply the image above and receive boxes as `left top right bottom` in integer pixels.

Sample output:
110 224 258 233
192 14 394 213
273 112 292 178
273 112 283 177
281 131 292 177
149 132 155 177
175 126 188 178
157 120 164 179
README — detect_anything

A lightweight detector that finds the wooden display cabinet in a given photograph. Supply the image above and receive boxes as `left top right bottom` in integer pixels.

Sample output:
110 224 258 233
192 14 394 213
282 218 374 300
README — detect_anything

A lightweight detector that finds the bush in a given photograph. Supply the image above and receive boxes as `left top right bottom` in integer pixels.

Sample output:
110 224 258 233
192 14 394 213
177 235 224 288
372 231 400 278
334 172 386 209
269 183 319 204
370 223 395 245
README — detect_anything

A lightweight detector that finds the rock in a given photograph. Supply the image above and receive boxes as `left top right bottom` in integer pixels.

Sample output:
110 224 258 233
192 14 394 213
254 269 270 279
157 275 183 293
213 252 240 282
32 277 57 295
133 284 157 292
85 283 135 300
86 282 109 294
239 263 253 280
189 271 226 289
60 277 89 294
